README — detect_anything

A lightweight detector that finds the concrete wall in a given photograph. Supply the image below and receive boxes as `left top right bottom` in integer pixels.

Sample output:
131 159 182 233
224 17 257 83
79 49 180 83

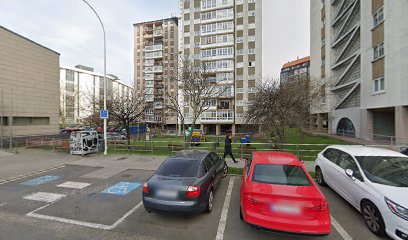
0 26 60 137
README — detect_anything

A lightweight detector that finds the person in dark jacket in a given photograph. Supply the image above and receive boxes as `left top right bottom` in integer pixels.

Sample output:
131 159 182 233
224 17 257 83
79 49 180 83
223 134 237 163
402 147 408 156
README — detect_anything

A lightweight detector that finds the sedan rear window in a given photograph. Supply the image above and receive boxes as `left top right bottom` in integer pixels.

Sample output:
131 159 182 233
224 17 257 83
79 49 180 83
252 164 312 186
157 158 199 177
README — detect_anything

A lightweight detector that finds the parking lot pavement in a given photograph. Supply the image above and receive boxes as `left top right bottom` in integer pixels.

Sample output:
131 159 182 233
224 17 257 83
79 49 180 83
0 163 393 240
319 186 389 240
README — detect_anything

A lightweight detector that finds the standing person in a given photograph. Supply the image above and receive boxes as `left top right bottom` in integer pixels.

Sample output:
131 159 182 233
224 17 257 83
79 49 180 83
223 134 238 163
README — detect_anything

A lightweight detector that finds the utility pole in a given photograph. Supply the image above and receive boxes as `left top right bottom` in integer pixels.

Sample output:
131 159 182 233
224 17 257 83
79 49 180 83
82 0 108 155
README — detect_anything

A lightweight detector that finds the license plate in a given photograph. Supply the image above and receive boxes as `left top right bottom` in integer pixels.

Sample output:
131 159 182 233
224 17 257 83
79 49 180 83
156 189 178 199
271 204 301 215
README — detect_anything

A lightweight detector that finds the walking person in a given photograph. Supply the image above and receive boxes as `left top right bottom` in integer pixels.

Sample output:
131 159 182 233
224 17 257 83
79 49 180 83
223 133 238 163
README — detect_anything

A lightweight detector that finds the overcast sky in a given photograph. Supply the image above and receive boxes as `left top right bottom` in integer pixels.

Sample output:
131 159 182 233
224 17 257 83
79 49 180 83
0 0 309 84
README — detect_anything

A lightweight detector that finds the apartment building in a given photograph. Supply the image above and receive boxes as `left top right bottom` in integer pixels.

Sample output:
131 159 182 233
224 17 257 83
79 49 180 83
0 26 60 138
180 0 262 135
310 0 408 144
280 56 310 83
60 65 133 126
133 18 179 128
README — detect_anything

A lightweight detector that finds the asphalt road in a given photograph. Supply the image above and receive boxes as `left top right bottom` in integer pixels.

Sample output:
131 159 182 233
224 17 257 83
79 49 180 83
0 164 391 240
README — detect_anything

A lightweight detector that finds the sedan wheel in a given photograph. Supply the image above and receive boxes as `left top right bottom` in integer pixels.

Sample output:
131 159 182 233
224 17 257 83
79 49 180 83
206 190 214 213
316 167 326 186
222 164 228 178
362 202 385 237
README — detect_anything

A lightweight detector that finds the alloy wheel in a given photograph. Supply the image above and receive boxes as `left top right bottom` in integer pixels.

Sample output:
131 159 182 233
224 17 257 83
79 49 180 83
223 164 228 178
363 205 381 233
208 191 214 212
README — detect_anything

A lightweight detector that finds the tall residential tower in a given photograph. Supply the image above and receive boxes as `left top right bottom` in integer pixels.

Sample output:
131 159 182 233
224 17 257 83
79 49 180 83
310 0 408 144
179 0 262 135
133 17 179 129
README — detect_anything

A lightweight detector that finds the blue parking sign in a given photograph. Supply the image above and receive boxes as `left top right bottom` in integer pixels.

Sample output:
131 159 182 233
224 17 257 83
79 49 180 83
100 110 109 119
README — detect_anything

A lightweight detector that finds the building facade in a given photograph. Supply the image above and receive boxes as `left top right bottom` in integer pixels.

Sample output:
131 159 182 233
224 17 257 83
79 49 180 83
310 0 408 144
60 65 133 126
280 56 310 83
133 18 179 128
0 26 60 138
180 0 262 135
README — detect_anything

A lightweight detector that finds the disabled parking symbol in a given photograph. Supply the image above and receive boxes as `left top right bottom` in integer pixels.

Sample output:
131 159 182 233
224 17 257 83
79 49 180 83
101 182 141 196
21 175 60 186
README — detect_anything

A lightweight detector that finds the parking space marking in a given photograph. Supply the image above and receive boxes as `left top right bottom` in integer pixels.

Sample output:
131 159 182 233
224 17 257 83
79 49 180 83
57 181 91 189
0 202 6 207
23 192 66 203
26 201 143 230
215 177 234 240
21 175 60 186
0 165 65 185
101 182 141 196
331 215 353 240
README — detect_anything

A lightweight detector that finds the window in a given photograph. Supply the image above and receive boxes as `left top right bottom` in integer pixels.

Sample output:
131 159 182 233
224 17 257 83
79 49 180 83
252 164 312 186
157 158 200 177
373 7 384 28
373 42 384 60
373 77 385 94
248 61 255 67
236 88 244 93
248 48 255 54
337 152 363 181
13 117 50 126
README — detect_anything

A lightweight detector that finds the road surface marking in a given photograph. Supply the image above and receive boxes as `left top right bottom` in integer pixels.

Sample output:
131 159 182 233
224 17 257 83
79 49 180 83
215 177 234 240
21 175 60 186
26 201 143 230
331 215 353 240
57 181 91 189
101 182 141 196
23 192 66 203
0 165 65 185
0 202 6 207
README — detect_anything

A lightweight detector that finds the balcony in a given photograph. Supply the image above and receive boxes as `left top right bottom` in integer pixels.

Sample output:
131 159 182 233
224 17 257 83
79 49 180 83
144 44 163 52
144 65 163 73
144 34 153 39
201 54 234 61
145 51 163 59
153 30 163 37
153 102 164 109
200 41 234 49
199 110 234 123
201 0 234 12
145 74 154 80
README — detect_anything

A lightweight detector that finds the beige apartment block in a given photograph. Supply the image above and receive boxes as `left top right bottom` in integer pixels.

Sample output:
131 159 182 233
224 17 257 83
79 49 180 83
180 0 262 135
310 0 408 144
0 26 60 138
133 17 179 129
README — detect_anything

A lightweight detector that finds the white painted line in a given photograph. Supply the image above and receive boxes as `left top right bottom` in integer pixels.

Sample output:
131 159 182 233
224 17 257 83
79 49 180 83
26 201 143 230
331 215 353 240
0 202 6 207
23 192 66 203
215 177 234 240
57 181 91 189
0 165 66 185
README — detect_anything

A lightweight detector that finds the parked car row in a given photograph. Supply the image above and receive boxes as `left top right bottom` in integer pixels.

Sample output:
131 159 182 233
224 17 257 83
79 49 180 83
315 145 408 240
141 146 407 239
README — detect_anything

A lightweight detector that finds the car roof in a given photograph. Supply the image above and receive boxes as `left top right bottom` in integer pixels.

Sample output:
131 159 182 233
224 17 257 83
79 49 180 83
171 150 212 161
252 151 302 166
327 145 407 157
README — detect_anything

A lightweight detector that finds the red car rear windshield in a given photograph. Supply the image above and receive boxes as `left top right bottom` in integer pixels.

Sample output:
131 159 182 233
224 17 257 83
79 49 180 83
252 164 312 186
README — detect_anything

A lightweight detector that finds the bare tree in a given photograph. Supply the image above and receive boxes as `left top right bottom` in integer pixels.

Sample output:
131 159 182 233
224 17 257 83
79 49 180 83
245 77 319 143
165 90 185 137
177 58 230 138
108 90 146 145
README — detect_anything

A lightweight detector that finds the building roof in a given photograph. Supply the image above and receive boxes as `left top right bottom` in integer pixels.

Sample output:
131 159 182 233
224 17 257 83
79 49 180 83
327 145 407 157
133 17 178 27
0 25 60 55
282 56 310 69
252 152 301 166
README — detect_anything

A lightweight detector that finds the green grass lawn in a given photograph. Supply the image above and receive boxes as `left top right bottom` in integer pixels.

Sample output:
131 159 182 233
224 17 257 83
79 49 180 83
108 128 352 161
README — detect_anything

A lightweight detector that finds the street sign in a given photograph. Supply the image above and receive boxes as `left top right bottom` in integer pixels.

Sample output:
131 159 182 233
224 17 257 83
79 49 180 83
100 110 109 119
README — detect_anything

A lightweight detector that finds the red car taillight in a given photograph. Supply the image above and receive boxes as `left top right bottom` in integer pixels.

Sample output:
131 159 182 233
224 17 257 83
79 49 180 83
186 186 200 198
311 199 329 211
143 182 148 194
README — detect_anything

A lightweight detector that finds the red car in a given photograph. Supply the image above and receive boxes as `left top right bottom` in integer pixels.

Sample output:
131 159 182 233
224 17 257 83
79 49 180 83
240 152 331 235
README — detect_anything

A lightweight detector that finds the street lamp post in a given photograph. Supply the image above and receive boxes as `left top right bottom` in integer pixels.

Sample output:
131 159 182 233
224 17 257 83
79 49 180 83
82 0 108 155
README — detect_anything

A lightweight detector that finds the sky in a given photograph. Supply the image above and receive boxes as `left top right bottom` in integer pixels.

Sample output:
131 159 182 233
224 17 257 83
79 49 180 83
0 0 309 84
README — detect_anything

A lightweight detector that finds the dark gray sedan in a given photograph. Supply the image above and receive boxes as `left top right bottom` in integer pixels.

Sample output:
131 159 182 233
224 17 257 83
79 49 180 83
142 150 228 215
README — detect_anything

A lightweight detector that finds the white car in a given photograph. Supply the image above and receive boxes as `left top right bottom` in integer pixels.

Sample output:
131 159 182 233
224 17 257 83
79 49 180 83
314 145 408 240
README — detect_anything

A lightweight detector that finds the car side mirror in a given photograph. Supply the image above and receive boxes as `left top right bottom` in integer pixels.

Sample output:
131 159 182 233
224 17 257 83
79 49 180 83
345 169 356 181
